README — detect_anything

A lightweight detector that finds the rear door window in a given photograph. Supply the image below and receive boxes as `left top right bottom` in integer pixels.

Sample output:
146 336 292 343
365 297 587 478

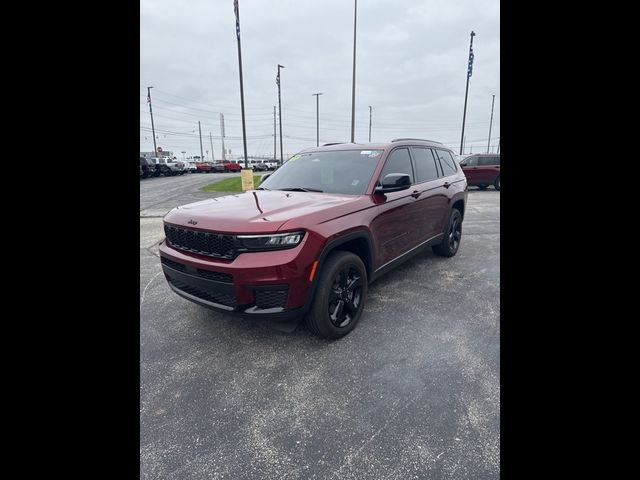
410 147 439 183
479 156 498 166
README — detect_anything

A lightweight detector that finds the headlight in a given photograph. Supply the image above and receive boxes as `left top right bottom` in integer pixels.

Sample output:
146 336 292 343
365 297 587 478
237 231 305 251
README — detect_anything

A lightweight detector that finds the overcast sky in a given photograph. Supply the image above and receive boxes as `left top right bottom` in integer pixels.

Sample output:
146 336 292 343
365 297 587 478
140 0 499 160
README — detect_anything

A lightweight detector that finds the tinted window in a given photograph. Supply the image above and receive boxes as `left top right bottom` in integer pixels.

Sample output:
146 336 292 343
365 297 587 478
464 155 479 166
478 156 499 166
434 150 457 176
380 148 414 183
411 147 439 183
260 149 383 195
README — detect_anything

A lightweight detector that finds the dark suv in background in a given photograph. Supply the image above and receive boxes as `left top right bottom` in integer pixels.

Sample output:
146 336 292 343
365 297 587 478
140 157 158 178
459 153 500 190
160 139 467 339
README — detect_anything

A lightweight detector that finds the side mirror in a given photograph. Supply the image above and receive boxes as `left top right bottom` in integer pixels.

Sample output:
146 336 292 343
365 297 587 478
459 162 467 166
260 173 271 184
374 173 411 194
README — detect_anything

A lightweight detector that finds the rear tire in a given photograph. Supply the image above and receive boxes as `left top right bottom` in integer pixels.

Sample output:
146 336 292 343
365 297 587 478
433 209 462 257
305 251 367 340
494 175 500 191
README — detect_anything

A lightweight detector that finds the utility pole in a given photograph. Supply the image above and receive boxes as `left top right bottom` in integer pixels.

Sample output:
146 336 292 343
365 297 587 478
497 138 500 154
487 94 495 153
234 0 249 169
273 106 277 161
220 113 226 160
368 105 372 142
350 0 358 143
198 121 204 161
312 93 323 146
209 132 215 161
459 30 475 155
147 86 157 156
277 64 285 165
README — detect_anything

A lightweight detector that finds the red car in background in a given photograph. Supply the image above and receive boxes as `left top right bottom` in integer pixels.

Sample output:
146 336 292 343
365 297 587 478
459 154 500 190
221 160 242 172
195 162 213 173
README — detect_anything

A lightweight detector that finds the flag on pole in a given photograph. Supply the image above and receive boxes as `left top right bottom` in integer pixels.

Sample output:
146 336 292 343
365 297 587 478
276 69 280 87
467 47 474 78
234 0 240 39
147 93 150 104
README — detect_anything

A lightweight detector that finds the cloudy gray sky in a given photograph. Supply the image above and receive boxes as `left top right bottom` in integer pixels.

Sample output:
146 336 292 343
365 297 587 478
140 0 499 160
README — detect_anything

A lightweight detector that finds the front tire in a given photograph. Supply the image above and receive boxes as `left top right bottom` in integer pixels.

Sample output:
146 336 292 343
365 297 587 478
433 209 462 257
305 251 367 340
494 175 500 191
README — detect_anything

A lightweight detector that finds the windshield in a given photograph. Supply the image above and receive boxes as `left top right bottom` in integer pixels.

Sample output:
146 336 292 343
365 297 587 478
260 149 383 195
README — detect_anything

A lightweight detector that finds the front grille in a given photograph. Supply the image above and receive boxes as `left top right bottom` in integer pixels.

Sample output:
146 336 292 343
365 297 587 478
197 269 233 284
255 289 288 309
164 224 237 259
161 257 186 272
169 278 236 307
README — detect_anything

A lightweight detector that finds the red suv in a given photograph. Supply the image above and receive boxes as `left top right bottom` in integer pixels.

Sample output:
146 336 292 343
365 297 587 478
160 139 467 338
221 160 242 172
459 153 500 190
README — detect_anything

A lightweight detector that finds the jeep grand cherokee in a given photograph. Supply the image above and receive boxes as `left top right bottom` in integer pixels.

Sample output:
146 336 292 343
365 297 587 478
160 139 467 339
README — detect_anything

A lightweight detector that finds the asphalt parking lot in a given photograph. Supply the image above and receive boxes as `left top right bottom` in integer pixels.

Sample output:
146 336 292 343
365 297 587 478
140 176 500 479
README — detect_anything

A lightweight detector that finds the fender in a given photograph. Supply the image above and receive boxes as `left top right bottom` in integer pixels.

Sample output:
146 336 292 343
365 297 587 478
300 230 374 314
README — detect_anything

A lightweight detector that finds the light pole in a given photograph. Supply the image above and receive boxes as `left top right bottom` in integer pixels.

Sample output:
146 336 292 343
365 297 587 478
312 93 323 146
234 0 249 169
350 0 358 143
146 86 157 156
487 94 495 153
277 64 285 165
368 105 372 142
459 30 475 155
198 121 204 161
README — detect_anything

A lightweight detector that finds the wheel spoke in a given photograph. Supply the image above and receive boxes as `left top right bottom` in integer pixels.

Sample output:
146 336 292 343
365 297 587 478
330 300 344 323
346 275 361 292
329 288 340 303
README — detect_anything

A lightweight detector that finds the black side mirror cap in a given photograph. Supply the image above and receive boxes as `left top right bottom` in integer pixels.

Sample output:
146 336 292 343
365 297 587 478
374 173 412 194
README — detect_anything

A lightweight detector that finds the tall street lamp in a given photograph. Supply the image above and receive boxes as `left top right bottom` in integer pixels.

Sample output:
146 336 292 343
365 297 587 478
312 93 323 146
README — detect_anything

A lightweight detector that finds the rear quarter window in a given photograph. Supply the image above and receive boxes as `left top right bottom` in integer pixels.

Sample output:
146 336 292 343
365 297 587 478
434 150 458 176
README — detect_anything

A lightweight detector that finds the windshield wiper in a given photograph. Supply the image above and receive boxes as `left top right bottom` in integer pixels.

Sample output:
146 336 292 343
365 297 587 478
256 187 270 190
279 187 323 192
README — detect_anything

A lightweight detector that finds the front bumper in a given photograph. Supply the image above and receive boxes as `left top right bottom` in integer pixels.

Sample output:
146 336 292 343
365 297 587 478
159 235 321 321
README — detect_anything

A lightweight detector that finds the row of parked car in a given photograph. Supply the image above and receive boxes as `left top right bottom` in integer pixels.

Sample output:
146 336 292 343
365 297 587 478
140 157 278 179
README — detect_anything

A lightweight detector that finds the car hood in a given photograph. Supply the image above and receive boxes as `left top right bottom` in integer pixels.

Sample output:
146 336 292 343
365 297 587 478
163 190 366 234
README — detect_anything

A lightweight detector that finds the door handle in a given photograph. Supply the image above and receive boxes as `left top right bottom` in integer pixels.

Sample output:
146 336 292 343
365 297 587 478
443 182 451 189
411 190 421 198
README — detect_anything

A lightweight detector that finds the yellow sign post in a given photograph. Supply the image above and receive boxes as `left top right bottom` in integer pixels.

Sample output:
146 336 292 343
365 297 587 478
240 169 255 191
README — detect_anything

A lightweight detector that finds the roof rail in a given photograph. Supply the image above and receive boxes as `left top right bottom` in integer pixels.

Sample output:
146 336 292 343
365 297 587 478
391 138 443 144
322 142 345 146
